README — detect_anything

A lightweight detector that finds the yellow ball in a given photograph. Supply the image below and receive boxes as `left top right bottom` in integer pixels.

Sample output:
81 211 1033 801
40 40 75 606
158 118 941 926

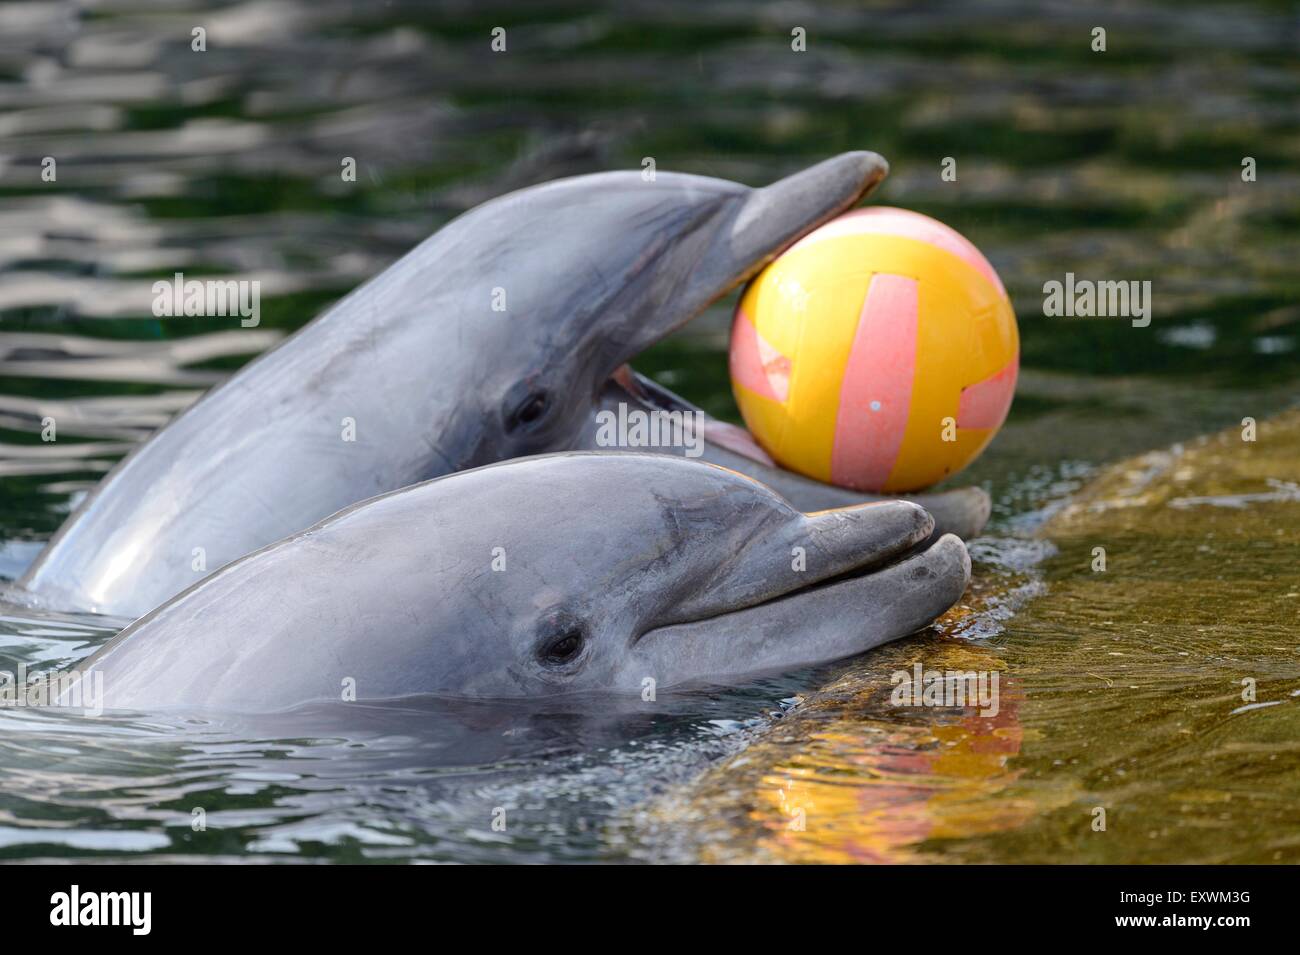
729 207 1018 493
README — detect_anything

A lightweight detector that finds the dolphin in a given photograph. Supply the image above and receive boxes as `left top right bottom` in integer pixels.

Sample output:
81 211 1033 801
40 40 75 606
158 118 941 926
64 453 971 712
17 153 889 618
583 367 992 540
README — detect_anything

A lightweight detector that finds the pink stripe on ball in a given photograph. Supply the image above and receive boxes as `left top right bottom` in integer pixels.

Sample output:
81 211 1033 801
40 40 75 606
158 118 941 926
729 308 791 402
830 273 918 490
957 357 1018 430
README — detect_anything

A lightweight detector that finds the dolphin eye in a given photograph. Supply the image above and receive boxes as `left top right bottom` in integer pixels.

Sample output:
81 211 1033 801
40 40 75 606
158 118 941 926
539 628 584 667
506 390 551 433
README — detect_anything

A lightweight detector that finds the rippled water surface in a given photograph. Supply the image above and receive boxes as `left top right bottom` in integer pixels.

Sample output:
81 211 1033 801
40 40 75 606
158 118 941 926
0 0 1297 862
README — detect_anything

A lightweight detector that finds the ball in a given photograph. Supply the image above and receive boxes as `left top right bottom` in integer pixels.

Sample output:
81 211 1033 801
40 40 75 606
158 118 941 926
729 207 1018 494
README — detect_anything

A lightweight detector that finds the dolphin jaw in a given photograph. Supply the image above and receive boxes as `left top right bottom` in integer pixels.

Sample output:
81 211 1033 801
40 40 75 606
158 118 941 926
631 513 934 645
625 531 971 691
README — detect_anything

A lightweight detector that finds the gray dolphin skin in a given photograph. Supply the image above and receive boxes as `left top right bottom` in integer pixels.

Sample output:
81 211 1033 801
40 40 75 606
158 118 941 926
18 152 888 618
68 453 971 712
581 367 992 540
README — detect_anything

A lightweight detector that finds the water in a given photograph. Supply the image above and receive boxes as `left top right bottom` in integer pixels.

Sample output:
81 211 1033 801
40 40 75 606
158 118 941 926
1 0 1297 862
660 413 1300 864
0 671 811 862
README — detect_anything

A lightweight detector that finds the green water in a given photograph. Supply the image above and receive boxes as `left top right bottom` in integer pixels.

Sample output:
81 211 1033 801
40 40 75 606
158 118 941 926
0 0 1296 862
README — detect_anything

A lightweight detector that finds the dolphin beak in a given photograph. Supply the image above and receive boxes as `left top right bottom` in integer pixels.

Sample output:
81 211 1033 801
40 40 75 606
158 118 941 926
628 501 971 690
598 151 889 368
723 150 890 282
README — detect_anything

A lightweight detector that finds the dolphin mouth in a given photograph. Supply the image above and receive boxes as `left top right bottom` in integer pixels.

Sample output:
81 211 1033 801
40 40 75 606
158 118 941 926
640 529 945 637
631 523 972 688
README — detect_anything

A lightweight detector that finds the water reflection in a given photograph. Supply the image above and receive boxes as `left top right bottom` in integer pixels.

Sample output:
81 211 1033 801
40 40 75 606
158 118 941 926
0 660 826 862
637 521 1057 863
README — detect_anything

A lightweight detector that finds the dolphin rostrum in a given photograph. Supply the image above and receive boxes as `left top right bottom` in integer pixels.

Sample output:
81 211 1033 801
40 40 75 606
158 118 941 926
65 453 971 712
18 153 888 617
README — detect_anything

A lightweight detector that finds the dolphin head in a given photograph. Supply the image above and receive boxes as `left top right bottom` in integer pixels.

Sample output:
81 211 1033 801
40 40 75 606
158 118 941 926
17 154 886 619
79 453 969 712
418 454 969 697
435 153 888 467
